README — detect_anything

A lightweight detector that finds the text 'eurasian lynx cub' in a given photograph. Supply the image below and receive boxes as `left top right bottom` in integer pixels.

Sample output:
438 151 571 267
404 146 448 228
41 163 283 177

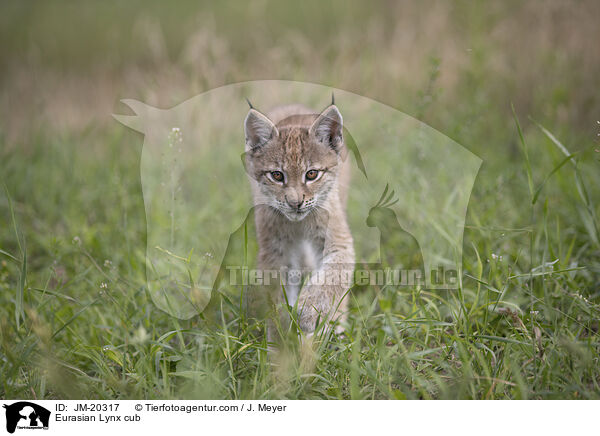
243 100 355 334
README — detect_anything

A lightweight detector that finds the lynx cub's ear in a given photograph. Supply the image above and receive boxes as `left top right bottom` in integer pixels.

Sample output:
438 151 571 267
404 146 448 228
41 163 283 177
244 109 278 151
310 105 343 152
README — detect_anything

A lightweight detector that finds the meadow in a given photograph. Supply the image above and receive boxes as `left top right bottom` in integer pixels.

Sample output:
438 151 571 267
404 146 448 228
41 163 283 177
1 1 599 399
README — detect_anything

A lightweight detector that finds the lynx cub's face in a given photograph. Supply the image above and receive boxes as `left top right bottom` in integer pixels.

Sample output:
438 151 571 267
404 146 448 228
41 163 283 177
244 105 344 221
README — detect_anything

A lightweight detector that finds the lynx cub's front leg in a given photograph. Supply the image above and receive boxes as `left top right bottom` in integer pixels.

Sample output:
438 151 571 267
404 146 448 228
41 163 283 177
297 203 354 333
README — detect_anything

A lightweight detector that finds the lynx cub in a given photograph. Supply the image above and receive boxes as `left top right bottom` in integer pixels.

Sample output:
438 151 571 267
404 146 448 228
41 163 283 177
243 101 355 334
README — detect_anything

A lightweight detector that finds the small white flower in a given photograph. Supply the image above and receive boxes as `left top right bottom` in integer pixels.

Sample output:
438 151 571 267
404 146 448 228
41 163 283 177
168 127 183 146
100 282 108 290
72 236 81 246
104 259 113 268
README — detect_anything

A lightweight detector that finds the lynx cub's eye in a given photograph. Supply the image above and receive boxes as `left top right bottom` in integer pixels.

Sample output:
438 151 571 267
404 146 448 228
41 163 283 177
305 170 319 181
270 171 284 182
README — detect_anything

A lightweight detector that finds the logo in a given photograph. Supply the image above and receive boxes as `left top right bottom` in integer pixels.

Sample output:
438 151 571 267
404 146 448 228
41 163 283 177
114 81 481 319
2 402 50 433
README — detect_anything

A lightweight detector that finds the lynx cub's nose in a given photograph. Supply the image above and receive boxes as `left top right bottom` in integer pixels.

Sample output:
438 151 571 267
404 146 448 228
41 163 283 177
286 194 305 210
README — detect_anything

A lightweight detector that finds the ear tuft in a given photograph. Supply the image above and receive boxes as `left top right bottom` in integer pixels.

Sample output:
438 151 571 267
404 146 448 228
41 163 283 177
310 105 343 151
244 109 278 150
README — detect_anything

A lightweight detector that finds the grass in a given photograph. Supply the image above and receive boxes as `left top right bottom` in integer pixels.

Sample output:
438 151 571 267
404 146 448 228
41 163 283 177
1 108 598 400
1 1 599 400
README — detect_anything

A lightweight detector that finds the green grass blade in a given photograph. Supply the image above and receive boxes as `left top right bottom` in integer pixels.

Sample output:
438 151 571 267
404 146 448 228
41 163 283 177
0 248 19 263
530 118 576 166
532 152 579 205
51 297 100 340
4 184 26 328
511 104 534 200
16 246 26 329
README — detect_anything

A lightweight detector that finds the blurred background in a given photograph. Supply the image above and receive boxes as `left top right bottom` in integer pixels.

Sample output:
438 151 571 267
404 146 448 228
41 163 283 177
1 0 599 148
2 0 599 247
